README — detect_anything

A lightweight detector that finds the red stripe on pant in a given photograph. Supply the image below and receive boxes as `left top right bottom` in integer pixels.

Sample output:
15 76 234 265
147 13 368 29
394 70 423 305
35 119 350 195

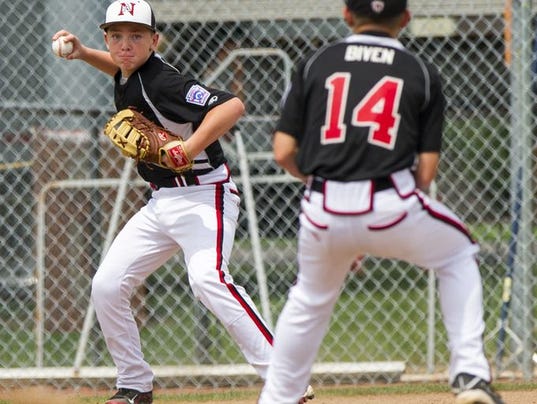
214 183 274 344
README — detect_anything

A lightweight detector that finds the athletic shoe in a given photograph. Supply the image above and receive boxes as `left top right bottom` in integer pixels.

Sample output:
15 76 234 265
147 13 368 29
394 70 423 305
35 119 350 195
105 388 153 404
451 373 505 404
298 384 315 403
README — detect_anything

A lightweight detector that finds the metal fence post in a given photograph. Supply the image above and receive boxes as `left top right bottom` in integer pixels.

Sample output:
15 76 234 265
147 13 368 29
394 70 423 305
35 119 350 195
508 0 535 380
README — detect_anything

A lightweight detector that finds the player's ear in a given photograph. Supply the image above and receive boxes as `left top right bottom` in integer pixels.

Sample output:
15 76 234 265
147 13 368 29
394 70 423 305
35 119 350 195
103 32 110 50
343 6 354 27
150 32 159 51
400 9 411 29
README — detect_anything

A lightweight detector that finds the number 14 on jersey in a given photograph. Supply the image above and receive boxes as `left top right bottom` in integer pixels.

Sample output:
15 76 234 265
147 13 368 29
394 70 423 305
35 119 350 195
321 74 403 150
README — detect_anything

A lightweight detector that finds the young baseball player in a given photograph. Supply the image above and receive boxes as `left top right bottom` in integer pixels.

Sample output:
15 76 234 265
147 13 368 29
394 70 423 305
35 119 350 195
52 1 313 403
259 1 505 403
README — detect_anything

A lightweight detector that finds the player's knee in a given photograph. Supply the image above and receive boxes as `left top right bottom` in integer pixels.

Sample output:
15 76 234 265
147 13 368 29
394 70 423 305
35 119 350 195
91 270 122 302
188 264 232 300
188 271 209 299
289 284 338 313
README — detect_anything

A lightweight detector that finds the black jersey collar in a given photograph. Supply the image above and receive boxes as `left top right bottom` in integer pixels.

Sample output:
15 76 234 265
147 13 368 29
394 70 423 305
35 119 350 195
356 30 393 38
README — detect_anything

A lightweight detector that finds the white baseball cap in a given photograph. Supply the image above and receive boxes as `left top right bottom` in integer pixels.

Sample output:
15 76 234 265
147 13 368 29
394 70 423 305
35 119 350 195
100 0 156 31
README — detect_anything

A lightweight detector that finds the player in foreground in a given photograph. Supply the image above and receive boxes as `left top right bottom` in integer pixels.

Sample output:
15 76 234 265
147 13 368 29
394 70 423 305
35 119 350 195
52 1 314 403
259 1 505 403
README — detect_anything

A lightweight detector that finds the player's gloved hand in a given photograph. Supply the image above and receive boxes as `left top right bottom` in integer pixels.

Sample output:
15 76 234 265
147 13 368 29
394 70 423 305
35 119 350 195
103 108 193 173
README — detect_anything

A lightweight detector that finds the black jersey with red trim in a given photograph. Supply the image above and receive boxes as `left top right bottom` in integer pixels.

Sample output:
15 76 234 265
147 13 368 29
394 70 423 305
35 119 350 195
277 31 445 181
113 52 235 184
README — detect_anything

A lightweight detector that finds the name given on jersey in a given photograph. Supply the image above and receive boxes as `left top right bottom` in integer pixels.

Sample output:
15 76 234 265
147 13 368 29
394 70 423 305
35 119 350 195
344 45 395 64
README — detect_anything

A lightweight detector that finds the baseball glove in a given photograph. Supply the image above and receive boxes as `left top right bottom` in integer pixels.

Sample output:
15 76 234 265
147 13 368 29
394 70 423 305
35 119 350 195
103 108 193 173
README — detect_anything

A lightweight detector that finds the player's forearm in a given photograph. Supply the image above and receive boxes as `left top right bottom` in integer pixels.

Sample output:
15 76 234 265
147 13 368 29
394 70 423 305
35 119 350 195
185 97 245 158
79 48 119 77
52 30 119 77
279 159 307 183
414 151 440 192
273 131 307 183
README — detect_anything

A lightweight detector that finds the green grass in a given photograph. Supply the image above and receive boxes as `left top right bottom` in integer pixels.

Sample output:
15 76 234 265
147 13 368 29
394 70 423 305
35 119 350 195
4 380 533 403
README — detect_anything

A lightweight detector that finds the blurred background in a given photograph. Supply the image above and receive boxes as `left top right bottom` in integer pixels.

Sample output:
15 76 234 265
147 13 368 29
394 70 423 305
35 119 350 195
0 0 535 390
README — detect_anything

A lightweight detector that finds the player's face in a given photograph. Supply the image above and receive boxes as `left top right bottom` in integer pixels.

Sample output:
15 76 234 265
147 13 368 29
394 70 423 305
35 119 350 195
104 23 158 78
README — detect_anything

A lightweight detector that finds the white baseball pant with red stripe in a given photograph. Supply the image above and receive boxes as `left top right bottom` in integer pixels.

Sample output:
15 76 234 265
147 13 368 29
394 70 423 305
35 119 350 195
259 169 491 403
92 180 273 392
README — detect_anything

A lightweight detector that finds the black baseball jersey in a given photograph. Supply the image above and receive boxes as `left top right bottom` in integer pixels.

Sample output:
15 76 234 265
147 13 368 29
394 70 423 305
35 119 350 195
277 31 445 181
113 52 235 186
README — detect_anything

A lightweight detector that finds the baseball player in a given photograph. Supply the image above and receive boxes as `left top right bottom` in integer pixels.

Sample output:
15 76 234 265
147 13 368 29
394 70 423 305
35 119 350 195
52 1 314 403
259 1 505 404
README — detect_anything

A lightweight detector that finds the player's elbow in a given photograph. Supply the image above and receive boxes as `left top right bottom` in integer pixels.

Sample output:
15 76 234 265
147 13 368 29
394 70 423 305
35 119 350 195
273 151 293 170
273 145 295 170
227 97 246 119
273 131 297 163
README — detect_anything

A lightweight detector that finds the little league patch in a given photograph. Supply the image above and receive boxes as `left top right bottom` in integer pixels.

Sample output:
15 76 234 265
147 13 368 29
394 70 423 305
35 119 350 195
186 84 211 106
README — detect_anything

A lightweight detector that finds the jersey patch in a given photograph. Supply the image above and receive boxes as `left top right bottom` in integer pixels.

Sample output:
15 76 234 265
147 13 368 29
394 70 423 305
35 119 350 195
186 85 211 106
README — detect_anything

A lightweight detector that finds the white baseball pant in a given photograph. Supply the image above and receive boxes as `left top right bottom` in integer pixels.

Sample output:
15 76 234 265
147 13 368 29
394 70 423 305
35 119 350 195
91 181 273 392
259 170 490 403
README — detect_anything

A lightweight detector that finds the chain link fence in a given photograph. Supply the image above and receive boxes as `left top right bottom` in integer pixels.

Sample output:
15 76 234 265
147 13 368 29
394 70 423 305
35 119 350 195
1 0 535 390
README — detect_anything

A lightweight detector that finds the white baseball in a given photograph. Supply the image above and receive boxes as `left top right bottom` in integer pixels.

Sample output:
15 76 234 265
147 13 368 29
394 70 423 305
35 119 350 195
52 37 73 57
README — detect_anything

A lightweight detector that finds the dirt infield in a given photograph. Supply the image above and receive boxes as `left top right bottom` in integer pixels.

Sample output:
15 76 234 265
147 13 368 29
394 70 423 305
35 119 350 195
229 391 535 404
0 384 535 403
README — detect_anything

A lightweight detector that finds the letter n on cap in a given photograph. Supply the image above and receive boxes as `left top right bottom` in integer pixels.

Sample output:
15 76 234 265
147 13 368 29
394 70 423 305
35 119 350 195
119 2 136 16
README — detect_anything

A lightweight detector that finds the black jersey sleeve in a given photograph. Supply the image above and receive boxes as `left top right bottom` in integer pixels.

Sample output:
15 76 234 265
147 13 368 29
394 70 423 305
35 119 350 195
417 63 445 153
151 67 236 125
275 61 307 140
